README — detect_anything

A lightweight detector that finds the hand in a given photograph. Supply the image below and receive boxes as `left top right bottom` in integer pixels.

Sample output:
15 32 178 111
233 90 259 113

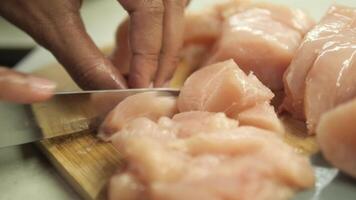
0 0 127 90
117 0 188 88
0 67 56 103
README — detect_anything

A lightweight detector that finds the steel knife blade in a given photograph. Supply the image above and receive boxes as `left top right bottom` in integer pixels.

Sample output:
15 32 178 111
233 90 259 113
0 88 179 148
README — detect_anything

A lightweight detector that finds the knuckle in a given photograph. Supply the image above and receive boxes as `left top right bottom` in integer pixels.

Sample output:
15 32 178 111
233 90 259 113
72 59 111 89
131 51 160 79
160 51 181 63
132 51 160 63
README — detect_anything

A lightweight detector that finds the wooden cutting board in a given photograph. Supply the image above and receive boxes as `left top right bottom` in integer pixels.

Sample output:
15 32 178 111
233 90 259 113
31 53 318 200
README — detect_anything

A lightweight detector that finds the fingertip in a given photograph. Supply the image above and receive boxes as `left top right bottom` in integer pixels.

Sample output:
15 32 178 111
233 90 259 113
27 77 56 102
0 71 56 103
28 76 57 93
73 58 128 90
155 0 185 88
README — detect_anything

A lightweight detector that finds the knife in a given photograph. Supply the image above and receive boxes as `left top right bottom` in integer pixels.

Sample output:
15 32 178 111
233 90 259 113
0 88 179 148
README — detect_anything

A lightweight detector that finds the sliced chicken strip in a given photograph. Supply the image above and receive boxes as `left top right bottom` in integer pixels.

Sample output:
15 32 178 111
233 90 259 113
236 102 284 134
305 35 356 133
282 5 356 119
98 92 177 141
204 7 303 90
178 59 274 116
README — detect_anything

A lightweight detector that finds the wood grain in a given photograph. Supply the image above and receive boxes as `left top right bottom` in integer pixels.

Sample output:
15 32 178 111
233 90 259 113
31 54 318 200
38 131 123 200
32 63 125 200
32 94 97 138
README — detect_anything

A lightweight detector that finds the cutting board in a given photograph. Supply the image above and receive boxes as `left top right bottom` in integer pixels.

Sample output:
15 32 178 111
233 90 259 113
31 50 318 200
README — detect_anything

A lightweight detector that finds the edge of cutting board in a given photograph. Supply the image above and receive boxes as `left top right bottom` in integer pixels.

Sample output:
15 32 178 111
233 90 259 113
37 131 122 200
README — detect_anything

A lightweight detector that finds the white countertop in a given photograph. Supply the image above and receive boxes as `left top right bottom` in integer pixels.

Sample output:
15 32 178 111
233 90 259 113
1 0 355 200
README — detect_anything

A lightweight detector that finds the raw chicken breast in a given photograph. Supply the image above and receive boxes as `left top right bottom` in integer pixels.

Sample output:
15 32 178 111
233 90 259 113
251 2 314 34
111 112 239 147
109 116 314 200
185 126 314 191
152 163 294 200
111 118 187 183
182 127 278 155
204 5 311 90
106 2 318 195
171 111 238 138
111 117 177 147
98 92 177 141
184 0 258 45
317 98 356 178
184 0 252 45
170 1 247 85
211 0 314 33
305 35 356 133
184 8 222 46
236 102 284 134
178 59 274 116
153 129 314 200
282 5 356 119
186 128 315 189
120 137 188 182
108 172 145 200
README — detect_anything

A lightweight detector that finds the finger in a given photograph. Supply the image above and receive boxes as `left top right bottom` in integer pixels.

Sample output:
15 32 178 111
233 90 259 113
0 2 127 90
154 0 185 87
110 17 132 76
120 0 164 88
43 14 128 90
0 67 56 103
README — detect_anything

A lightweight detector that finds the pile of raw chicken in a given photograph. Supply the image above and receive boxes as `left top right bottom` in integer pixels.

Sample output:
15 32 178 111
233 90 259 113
98 1 356 200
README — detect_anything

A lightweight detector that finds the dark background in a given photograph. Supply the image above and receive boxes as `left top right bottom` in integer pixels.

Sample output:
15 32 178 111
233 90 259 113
0 48 32 68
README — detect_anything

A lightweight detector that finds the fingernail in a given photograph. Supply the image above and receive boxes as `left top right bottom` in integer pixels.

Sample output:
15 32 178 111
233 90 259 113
28 76 57 92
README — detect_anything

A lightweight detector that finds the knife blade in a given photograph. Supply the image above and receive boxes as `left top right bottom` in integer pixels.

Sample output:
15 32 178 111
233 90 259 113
0 88 179 148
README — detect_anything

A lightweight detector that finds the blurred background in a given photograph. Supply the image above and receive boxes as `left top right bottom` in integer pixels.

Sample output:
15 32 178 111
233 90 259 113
0 0 126 68
0 17 33 67
1 0 355 68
